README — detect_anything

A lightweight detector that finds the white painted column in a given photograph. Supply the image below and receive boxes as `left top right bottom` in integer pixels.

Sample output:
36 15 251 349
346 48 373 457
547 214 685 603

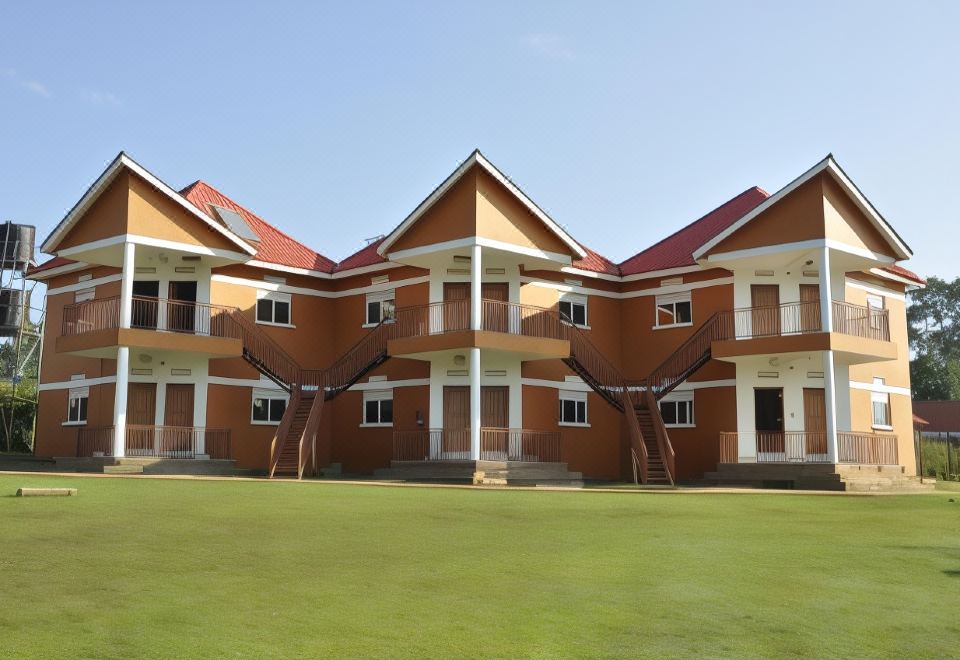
471 243 482 330
823 350 839 463
119 241 135 329
112 242 136 457
113 347 129 457
470 347 481 460
818 246 833 332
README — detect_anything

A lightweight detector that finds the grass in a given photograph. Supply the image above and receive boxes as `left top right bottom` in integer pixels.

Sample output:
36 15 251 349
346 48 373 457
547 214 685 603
1 476 959 658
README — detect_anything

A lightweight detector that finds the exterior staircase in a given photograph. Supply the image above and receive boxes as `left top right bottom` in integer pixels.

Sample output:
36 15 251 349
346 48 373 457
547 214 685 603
636 407 670 485
271 393 315 477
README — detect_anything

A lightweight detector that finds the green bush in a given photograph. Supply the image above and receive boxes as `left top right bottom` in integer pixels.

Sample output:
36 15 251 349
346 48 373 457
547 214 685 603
918 435 960 481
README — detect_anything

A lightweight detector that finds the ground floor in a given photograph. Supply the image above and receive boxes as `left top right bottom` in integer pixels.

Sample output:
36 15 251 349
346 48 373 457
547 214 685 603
2 474 955 658
35 346 915 481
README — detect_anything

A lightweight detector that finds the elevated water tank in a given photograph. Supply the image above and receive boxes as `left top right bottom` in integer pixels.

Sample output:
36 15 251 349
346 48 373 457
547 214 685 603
0 288 24 336
0 223 35 271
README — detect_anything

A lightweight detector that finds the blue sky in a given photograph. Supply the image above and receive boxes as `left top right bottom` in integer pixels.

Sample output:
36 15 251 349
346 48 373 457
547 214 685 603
1 1 957 278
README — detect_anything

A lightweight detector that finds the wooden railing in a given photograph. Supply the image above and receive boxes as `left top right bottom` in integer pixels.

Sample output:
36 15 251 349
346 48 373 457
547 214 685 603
832 301 890 341
322 320 391 398
75 425 230 459
298 394 325 478
392 299 470 337
480 428 562 462
62 296 121 336
838 432 898 465
719 431 897 465
644 388 675 484
645 312 726 399
717 300 822 340
76 426 115 457
393 429 470 461
268 389 301 478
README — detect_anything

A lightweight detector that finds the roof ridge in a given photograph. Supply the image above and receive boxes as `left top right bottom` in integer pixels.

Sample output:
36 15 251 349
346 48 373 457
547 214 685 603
618 186 768 268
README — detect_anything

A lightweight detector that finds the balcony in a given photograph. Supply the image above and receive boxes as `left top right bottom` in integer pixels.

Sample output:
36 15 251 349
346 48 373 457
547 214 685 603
392 428 562 462
710 300 896 363
76 425 232 459
385 299 571 360
719 431 899 465
58 296 243 358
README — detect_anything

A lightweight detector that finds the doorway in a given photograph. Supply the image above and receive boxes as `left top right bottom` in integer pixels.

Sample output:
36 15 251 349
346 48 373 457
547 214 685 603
754 388 784 456
132 281 160 329
799 284 821 333
750 284 780 337
443 283 470 331
481 283 508 332
443 386 470 457
803 388 827 456
167 281 198 333
126 383 157 456
164 383 196 457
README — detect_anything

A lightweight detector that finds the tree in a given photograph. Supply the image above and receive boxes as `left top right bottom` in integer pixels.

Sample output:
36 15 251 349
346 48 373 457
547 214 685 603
908 276 960 400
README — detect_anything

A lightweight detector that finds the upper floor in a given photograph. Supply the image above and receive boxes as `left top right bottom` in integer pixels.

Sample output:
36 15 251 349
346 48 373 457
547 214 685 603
31 150 924 381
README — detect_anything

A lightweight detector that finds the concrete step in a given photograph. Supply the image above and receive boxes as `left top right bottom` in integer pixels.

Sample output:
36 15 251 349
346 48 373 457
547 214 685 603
103 464 144 474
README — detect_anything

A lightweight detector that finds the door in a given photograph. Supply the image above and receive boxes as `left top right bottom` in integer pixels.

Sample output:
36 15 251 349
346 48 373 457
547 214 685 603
754 388 784 458
481 386 510 459
164 384 195 457
481 283 509 332
803 388 827 457
132 281 159 329
443 282 471 331
750 284 780 337
442 386 470 457
167 281 198 333
799 284 821 333
126 383 157 455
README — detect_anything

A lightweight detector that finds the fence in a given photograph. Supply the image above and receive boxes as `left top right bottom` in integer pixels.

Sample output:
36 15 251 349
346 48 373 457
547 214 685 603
916 432 960 481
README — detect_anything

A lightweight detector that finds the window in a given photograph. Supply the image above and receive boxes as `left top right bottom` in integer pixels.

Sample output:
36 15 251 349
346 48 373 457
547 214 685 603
559 293 588 327
256 291 291 325
559 390 588 426
871 377 891 428
362 390 393 426
251 389 288 424
66 387 88 424
656 292 692 327
365 290 396 326
659 391 695 427
867 294 885 330
74 288 95 303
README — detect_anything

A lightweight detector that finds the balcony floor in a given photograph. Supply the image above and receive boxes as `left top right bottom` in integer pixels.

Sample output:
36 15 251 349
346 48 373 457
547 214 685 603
387 329 569 361
56 327 243 359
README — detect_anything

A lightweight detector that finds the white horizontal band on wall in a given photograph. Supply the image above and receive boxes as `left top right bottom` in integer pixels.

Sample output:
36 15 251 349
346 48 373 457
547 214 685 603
518 276 732 300
211 274 429 299
46 274 123 296
845 279 906 302
39 375 117 391
849 380 911 397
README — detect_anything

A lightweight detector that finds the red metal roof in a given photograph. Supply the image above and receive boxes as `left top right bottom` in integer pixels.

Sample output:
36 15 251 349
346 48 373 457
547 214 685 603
180 181 337 273
881 263 925 285
335 237 387 273
572 246 621 276
618 187 770 276
912 401 960 432
26 255 77 277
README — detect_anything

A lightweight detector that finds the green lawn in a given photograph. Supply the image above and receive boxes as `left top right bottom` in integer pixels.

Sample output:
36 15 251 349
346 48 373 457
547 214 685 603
2 476 958 658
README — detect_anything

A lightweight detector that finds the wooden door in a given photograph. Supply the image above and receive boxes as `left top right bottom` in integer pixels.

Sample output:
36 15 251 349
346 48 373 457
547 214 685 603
754 388 784 456
799 284 821 333
481 283 509 332
481 386 509 428
164 384 195 427
167 281 197 333
803 388 827 456
442 386 470 457
751 284 780 337
443 283 470 331
126 383 157 456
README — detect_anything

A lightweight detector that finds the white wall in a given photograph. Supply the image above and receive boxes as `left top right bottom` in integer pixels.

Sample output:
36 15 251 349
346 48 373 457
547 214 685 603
428 351 522 428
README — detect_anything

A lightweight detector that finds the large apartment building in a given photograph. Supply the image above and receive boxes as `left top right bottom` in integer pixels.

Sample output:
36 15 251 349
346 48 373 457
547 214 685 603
29 150 923 485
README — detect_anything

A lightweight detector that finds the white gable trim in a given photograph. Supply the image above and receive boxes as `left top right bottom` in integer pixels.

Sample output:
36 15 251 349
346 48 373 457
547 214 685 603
377 150 587 260
41 152 257 256
692 156 911 262
27 260 91 280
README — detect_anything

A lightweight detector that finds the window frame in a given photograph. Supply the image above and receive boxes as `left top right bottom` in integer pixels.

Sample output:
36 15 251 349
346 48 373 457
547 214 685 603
866 294 885 330
870 377 892 430
361 389 394 427
74 287 95 304
558 390 589 427
659 391 695 428
64 386 89 425
251 389 289 425
559 293 589 328
255 290 293 327
655 291 693 329
364 290 396 327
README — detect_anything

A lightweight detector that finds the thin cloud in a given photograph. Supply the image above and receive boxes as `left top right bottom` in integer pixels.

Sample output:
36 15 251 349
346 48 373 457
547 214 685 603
86 90 121 106
521 32 575 61
22 80 52 98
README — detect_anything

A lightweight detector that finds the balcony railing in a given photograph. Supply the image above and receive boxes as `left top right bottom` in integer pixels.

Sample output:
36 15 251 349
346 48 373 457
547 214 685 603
62 295 243 339
714 300 889 342
719 431 898 465
392 428 562 463
76 426 231 459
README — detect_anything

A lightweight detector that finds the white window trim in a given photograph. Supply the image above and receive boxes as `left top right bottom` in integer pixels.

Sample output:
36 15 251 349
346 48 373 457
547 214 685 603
361 389 393 427
654 291 693 329
870 377 891 430
251 388 289 425
364 289 396 327
559 390 589 426
255 290 292 326
66 386 89 425
559 292 589 329
74 287 95 303
659 390 695 428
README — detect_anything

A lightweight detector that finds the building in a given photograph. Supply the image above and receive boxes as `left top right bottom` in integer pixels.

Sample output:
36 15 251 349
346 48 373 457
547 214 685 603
29 150 924 485
912 401 960 436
